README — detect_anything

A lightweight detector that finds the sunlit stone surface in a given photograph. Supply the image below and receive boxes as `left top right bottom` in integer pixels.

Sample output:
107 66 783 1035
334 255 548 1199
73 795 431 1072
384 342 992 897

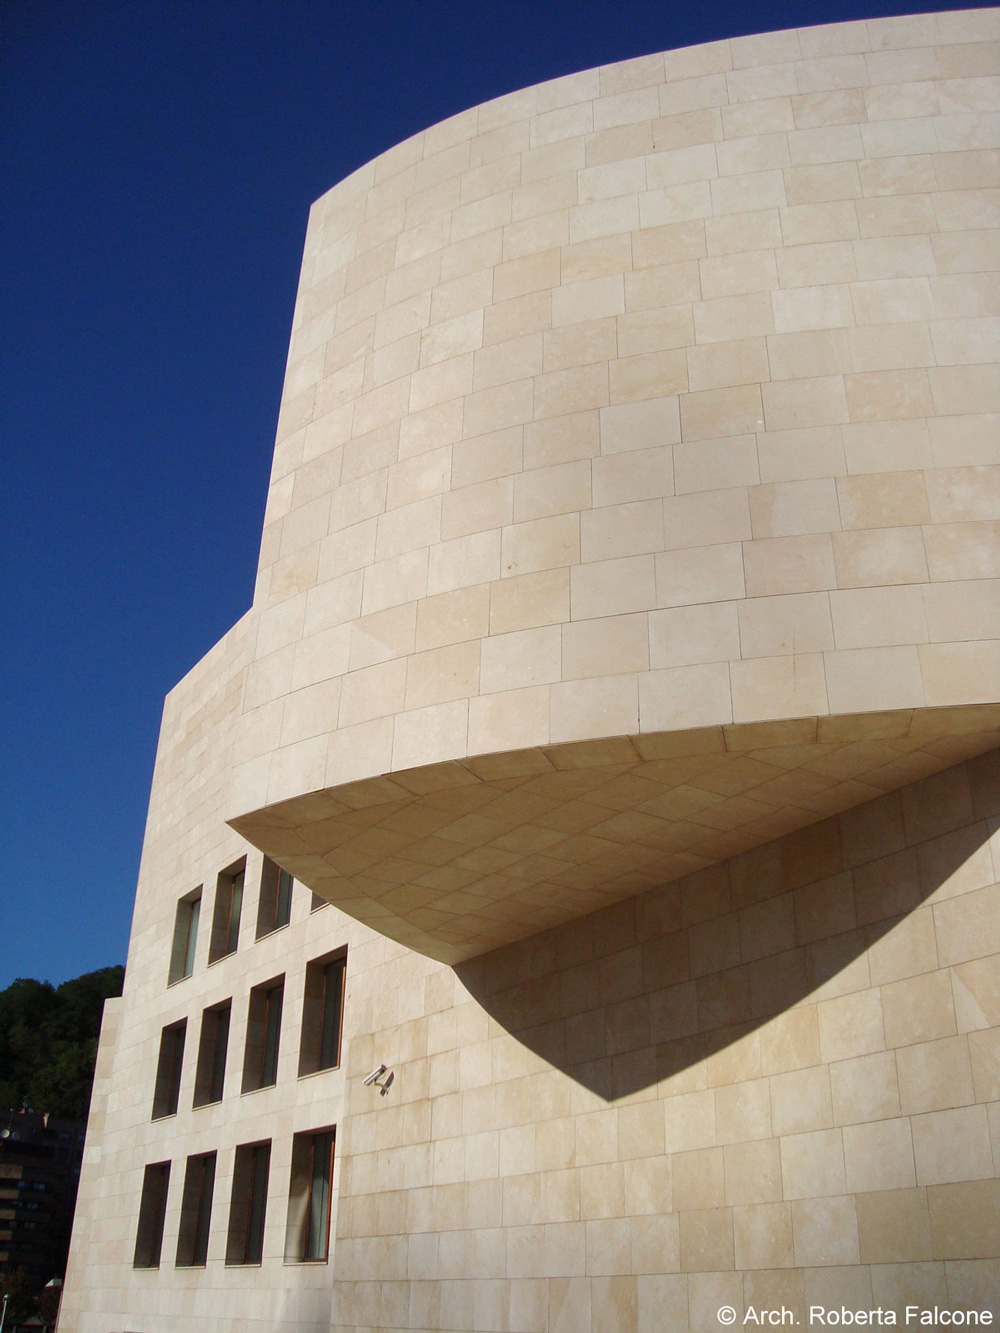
62 14 1000 1331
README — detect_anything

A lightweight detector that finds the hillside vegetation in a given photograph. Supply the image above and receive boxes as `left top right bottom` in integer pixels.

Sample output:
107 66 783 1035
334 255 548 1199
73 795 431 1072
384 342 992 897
0 966 125 1120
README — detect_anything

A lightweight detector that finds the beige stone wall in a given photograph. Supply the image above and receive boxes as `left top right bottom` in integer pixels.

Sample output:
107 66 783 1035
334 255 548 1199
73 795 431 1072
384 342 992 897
57 615 370 1330
61 751 1000 1331
60 12 999 1333
225 5 1000 968
233 6 1000 827
329 752 1000 1331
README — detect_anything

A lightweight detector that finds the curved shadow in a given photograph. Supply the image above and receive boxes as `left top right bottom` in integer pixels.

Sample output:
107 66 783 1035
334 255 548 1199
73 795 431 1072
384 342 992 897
457 756 998 1102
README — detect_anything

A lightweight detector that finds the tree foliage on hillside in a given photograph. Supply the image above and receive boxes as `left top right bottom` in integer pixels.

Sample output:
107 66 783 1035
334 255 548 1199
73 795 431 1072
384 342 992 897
0 966 124 1120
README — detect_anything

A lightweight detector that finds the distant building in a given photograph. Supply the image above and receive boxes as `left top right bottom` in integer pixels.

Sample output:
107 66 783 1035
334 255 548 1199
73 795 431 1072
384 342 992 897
60 11 999 1331
0 1112 85 1287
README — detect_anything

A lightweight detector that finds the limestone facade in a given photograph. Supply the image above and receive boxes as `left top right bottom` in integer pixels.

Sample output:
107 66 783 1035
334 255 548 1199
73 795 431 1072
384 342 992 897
60 11 999 1331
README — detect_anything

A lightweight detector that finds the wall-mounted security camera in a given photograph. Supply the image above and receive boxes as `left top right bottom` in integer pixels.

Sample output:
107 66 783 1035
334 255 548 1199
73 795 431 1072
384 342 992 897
362 1063 394 1095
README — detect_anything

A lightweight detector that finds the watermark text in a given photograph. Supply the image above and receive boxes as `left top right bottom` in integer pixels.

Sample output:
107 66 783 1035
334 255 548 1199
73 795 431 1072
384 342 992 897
719 1308 995 1327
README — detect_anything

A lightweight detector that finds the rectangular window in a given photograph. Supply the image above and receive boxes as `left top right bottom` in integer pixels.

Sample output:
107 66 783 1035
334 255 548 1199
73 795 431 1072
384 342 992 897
176 1152 216 1267
168 890 201 983
133 1162 170 1269
209 860 245 963
310 892 328 912
256 858 293 938
193 1000 231 1107
226 1141 270 1265
151 1019 186 1119
243 977 284 1092
298 951 346 1077
285 1127 335 1262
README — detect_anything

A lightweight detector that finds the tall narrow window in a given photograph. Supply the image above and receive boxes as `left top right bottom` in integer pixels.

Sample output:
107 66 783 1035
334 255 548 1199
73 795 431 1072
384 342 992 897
243 977 283 1092
298 951 346 1077
209 860 245 963
176 1151 216 1267
226 1141 270 1265
285 1128 336 1262
133 1162 170 1269
256 858 293 938
168 890 201 983
151 1019 186 1119
193 1000 231 1107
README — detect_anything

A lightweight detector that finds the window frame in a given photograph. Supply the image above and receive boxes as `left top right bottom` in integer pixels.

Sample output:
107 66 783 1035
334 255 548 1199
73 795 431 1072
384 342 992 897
256 858 293 939
242 976 284 1093
192 999 231 1108
208 859 245 964
133 1161 170 1269
226 1141 270 1266
298 950 347 1078
168 889 201 984
151 1019 186 1120
284 1127 336 1263
175 1151 216 1268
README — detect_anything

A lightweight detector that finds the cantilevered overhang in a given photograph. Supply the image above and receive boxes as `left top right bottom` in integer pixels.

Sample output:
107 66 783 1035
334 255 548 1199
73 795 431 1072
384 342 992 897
229 705 1000 965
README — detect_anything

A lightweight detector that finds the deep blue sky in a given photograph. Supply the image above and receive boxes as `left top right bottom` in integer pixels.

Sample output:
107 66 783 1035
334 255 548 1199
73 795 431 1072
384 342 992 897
1 0 970 989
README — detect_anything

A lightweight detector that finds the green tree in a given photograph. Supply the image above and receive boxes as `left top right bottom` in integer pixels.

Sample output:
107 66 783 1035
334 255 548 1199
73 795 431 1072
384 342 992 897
0 966 124 1120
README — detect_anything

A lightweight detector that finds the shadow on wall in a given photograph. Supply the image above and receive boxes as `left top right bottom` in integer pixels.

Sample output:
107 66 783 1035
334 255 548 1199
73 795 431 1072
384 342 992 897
457 751 999 1103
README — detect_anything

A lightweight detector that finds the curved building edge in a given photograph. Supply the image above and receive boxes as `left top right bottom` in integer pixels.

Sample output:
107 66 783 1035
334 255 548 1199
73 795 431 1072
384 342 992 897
218 8 999 959
58 12 1000 1333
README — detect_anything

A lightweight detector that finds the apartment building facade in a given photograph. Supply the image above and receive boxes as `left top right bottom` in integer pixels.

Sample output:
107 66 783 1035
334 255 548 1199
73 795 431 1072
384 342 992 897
0 1111 85 1290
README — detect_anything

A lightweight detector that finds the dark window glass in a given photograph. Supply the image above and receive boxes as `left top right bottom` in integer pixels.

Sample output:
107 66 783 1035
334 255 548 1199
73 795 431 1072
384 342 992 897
276 870 293 928
319 961 346 1070
133 1162 170 1269
285 1128 335 1262
193 1000 231 1107
176 1152 216 1267
151 1020 186 1119
256 859 293 938
243 978 284 1092
209 862 245 963
299 952 346 1077
226 1142 270 1265
168 892 201 983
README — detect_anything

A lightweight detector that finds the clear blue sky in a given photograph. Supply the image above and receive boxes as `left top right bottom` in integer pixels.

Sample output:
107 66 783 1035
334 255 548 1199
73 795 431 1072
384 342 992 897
1 0 969 989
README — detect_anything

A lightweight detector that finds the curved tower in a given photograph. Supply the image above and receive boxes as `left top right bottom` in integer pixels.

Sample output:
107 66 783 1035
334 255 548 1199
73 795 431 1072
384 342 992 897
62 12 1000 1331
